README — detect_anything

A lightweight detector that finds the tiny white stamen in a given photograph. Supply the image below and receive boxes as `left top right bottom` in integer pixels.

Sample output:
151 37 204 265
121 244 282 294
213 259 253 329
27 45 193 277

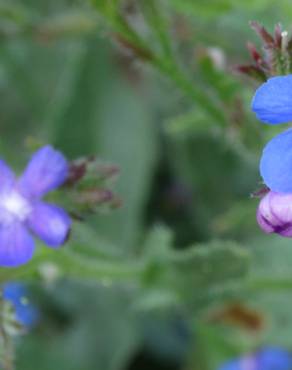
282 30 289 51
0 191 31 222
281 30 288 38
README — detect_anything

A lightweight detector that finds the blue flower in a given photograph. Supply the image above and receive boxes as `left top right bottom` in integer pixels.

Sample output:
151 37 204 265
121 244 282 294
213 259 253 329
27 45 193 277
3 282 39 328
0 145 71 267
252 75 292 124
252 75 292 234
251 75 292 193
218 347 292 370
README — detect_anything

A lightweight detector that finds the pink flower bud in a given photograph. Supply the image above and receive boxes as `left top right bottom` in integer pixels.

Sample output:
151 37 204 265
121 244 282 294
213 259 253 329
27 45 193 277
257 191 292 237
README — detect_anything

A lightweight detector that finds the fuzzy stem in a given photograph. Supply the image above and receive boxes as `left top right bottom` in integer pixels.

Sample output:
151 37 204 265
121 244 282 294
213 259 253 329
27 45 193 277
0 292 14 370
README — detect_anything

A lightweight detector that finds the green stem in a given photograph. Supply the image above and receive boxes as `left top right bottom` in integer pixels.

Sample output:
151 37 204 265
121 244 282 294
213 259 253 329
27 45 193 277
140 0 173 58
246 276 292 291
0 292 14 370
93 4 226 125
152 57 226 124
1 334 14 370
0 247 145 285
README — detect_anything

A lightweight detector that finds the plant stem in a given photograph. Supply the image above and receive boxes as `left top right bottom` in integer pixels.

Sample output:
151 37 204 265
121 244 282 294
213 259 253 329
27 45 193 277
0 293 14 370
93 3 227 125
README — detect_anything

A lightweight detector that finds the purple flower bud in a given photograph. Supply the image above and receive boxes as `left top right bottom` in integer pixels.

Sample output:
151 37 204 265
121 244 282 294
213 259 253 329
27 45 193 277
257 191 292 237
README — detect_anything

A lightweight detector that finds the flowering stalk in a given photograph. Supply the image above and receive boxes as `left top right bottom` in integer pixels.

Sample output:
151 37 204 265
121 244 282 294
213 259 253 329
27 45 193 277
237 22 292 80
251 71 292 236
0 145 71 267
91 0 227 125
59 156 121 219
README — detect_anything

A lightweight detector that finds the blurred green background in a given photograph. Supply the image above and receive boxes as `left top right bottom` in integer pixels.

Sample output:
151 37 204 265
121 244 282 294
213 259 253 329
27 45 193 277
1 0 292 369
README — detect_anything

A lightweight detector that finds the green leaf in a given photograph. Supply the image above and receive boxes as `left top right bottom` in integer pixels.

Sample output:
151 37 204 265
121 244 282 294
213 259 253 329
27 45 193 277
139 0 173 58
169 240 250 290
142 237 250 310
244 236 292 346
48 37 111 157
45 36 158 251
17 282 141 370
169 0 233 18
165 108 219 136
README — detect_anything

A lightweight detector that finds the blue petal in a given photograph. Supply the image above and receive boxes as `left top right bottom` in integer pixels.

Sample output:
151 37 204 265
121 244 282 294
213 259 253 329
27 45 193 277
0 160 15 192
28 202 71 247
217 348 292 370
252 75 292 124
217 359 241 370
258 347 292 370
18 145 68 198
3 282 39 327
0 223 34 267
260 128 292 192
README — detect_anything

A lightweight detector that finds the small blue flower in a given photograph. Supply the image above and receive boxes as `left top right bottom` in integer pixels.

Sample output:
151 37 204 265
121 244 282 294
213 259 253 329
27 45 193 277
3 282 39 328
251 76 292 193
252 75 292 124
252 75 292 234
218 347 292 370
0 145 71 267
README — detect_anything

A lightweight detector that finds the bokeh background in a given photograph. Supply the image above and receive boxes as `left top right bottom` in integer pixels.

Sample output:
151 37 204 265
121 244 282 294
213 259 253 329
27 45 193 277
1 0 292 369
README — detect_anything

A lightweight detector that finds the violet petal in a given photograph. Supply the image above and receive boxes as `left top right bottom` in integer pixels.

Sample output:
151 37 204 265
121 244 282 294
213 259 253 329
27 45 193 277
18 145 68 198
28 202 71 247
0 222 35 267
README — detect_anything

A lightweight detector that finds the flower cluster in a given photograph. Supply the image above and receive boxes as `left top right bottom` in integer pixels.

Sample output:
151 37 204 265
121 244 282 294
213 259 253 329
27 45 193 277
218 347 292 370
252 75 292 237
237 22 292 81
0 145 71 267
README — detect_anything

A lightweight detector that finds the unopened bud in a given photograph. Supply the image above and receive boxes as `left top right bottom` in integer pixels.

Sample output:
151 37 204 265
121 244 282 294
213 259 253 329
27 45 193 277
250 21 274 46
257 191 292 237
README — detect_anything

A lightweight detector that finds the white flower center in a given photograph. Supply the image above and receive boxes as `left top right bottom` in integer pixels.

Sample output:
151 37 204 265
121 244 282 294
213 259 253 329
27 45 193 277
0 191 32 222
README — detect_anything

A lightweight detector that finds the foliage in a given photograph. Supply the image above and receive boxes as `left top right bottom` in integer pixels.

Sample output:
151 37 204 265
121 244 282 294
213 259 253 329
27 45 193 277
0 0 291 369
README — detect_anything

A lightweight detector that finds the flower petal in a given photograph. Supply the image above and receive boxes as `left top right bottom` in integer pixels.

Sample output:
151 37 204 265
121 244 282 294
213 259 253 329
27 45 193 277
269 192 292 223
218 347 292 370
0 160 15 192
252 75 292 124
260 128 292 193
257 192 292 237
28 202 71 247
218 357 256 370
257 208 275 234
18 145 68 198
268 192 292 237
0 223 34 267
258 347 292 370
257 191 280 233
217 359 241 370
